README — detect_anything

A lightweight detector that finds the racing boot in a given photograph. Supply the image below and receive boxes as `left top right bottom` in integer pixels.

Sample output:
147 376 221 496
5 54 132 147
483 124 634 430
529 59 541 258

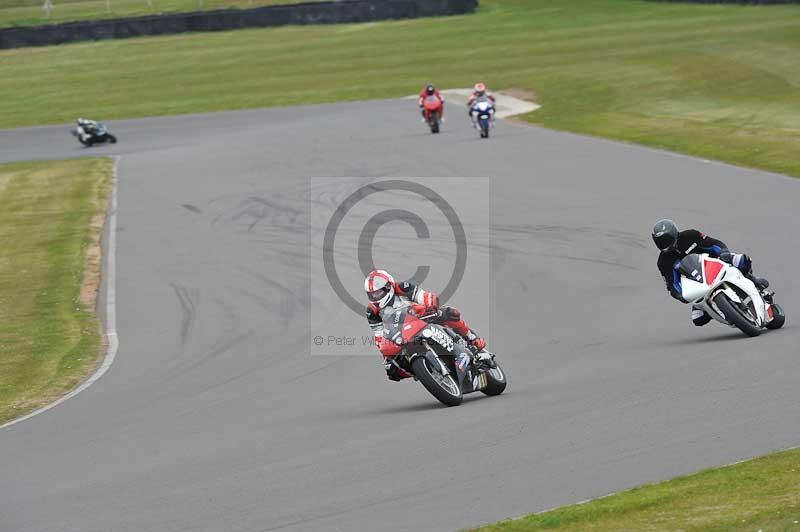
384 360 411 381
691 305 712 326
742 271 769 291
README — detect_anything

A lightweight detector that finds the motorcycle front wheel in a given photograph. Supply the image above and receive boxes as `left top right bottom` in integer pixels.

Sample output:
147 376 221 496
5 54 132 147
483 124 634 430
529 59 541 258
429 113 440 134
481 361 507 396
766 303 786 330
108 134 118 144
715 292 761 337
411 356 462 407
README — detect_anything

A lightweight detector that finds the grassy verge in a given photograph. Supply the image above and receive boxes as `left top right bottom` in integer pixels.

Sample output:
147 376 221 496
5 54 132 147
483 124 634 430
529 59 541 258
0 0 316 28
1 1 798 176
467 447 800 532
0 157 112 425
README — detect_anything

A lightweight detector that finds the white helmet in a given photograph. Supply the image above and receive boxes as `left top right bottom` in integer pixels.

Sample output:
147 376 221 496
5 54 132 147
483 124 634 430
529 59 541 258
364 269 395 309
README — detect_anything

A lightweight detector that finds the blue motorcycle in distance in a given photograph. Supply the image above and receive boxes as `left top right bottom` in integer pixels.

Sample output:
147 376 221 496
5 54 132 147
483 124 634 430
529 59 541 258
470 98 495 139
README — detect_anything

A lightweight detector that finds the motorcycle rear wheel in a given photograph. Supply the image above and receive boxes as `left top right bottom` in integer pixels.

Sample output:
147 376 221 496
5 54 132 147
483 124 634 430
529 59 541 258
715 293 761 337
411 356 462 407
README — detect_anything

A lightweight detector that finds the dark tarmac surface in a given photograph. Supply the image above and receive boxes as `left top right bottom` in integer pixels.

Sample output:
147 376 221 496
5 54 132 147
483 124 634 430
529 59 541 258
1 99 798 532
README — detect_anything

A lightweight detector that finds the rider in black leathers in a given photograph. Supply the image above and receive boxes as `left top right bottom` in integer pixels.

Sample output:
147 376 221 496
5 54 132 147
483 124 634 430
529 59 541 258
652 219 768 326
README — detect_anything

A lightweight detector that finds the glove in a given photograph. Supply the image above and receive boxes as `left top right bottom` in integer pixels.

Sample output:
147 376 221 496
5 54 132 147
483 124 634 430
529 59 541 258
721 252 751 274
732 253 752 274
421 291 439 314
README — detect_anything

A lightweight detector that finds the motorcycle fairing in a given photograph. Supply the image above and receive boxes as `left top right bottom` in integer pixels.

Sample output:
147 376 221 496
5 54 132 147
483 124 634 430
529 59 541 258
679 254 766 327
679 255 727 302
382 307 427 346
423 96 442 111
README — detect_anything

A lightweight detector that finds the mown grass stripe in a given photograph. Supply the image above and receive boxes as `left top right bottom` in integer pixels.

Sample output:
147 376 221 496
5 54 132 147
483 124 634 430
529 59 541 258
1 0 798 177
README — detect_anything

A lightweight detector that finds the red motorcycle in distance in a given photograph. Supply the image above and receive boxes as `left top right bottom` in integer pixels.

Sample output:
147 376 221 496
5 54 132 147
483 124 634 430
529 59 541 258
381 305 507 406
422 95 443 134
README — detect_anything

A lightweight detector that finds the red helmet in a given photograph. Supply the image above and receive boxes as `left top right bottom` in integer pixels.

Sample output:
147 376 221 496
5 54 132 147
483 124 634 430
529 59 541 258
364 269 395 309
474 82 486 95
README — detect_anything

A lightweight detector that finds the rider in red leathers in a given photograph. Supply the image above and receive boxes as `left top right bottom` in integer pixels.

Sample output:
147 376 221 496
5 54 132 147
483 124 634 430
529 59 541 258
364 269 489 381
418 83 445 121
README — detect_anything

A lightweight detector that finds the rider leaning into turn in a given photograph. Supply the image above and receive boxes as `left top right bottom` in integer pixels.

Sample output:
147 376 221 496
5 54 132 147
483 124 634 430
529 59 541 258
75 117 98 141
364 269 490 381
652 219 769 326
418 83 444 120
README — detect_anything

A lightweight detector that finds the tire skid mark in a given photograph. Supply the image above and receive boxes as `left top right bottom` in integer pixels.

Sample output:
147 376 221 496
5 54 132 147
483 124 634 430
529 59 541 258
180 203 202 214
170 282 198 346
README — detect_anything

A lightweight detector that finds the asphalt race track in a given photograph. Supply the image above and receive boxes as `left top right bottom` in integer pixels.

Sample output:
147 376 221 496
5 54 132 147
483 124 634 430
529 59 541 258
1 99 799 532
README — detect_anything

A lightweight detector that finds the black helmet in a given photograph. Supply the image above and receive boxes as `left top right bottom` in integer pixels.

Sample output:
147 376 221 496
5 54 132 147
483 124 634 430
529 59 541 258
652 219 679 251
425 84 435 95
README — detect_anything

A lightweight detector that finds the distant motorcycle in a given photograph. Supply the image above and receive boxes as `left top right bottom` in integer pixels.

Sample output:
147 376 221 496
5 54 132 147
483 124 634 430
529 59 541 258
381 305 507 406
470 98 495 139
422 95 443 134
677 253 785 337
72 122 117 147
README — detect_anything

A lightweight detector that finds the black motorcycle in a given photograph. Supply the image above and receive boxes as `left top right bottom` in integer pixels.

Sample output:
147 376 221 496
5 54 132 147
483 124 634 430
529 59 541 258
381 305 507 406
72 122 117 147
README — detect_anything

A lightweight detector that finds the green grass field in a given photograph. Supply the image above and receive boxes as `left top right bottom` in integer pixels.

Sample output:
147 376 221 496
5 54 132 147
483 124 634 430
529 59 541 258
0 158 111 425
468 447 800 532
0 0 313 28
1 0 798 177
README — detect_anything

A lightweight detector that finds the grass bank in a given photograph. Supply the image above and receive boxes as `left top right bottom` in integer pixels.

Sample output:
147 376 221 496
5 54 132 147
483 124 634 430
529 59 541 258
468 447 800 532
0 157 112 425
0 0 798 177
0 0 314 28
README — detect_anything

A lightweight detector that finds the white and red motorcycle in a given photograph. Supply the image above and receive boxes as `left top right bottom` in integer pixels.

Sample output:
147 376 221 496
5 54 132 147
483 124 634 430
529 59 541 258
677 253 785 337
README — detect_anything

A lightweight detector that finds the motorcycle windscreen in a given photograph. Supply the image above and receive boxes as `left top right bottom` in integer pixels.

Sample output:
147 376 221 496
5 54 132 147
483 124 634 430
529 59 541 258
678 255 703 282
424 96 441 110
381 307 427 346
381 307 406 346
